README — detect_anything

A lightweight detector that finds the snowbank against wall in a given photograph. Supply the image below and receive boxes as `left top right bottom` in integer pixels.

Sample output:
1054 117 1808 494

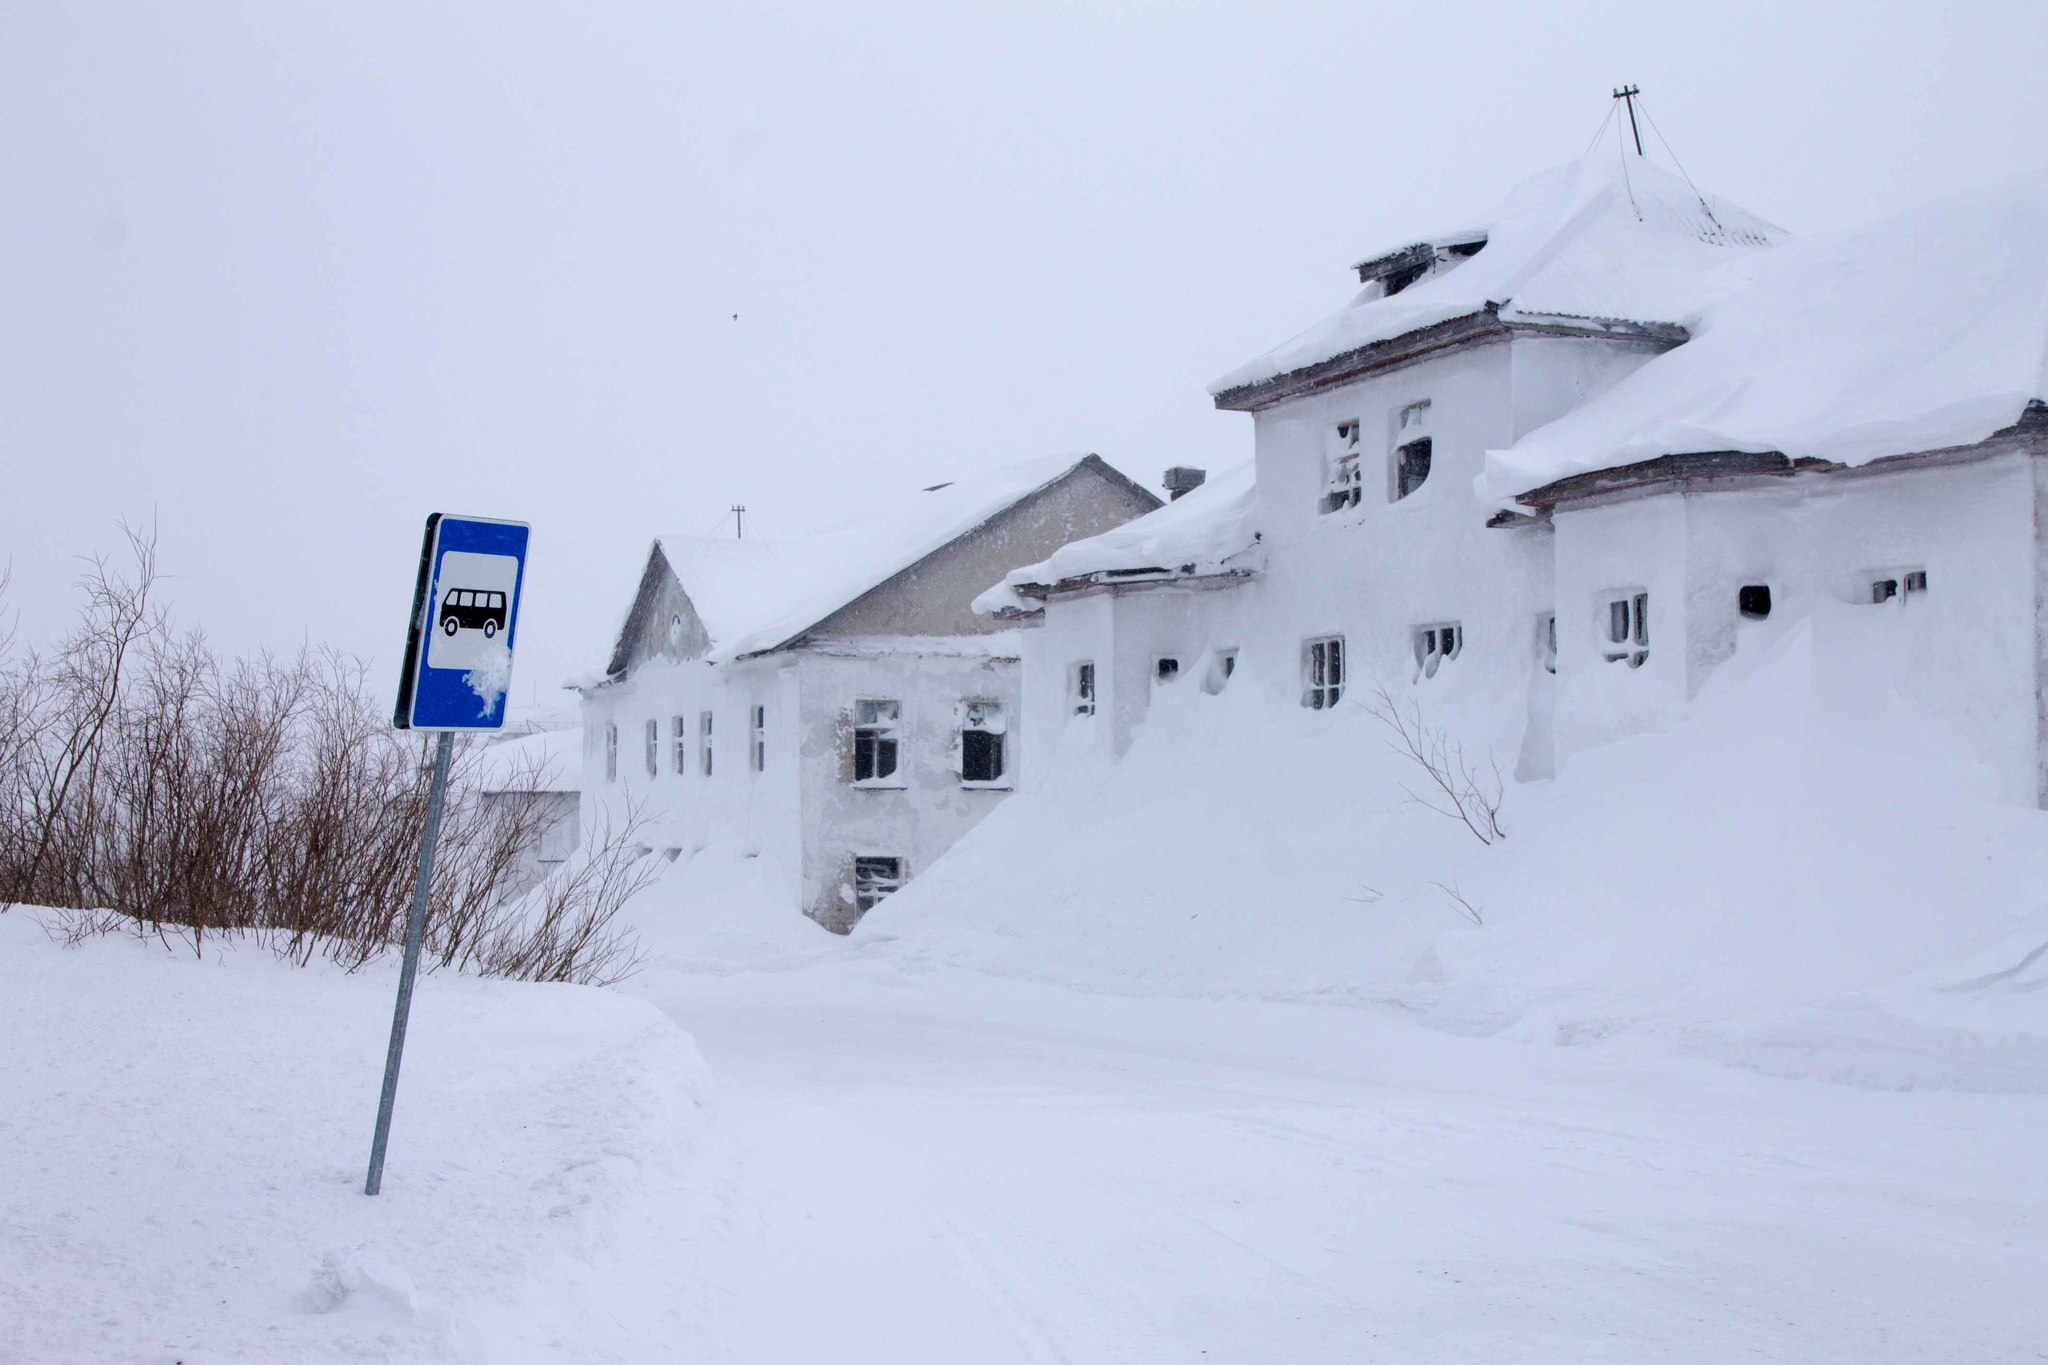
0 919 709 1364
856 608 2048 1092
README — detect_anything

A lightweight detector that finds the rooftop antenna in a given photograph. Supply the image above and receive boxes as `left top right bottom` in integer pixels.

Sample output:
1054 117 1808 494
731 503 746 540
1612 85 1644 156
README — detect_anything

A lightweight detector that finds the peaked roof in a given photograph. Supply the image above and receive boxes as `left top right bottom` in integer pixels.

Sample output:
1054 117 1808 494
975 462 1260 615
599 454 1152 674
1480 171 2048 503
1209 153 1784 398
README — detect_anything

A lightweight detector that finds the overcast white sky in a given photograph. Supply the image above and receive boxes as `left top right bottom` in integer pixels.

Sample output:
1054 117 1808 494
5 0 2045 710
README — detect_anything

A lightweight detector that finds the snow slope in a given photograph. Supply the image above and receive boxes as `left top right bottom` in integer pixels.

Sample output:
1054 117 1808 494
0 918 709 1364
1481 170 2048 501
857 601 2048 1093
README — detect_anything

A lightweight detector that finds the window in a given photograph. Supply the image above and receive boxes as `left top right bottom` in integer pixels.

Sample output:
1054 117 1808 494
699 711 714 776
1155 657 1180 684
960 701 1006 784
1303 636 1344 709
1739 584 1772 619
1537 613 1558 675
672 715 687 774
853 700 901 783
750 704 766 773
604 723 618 782
1392 401 1432 501
853 856 904 914
1070 662 1096 716
1604 593 1649 667
1321 420 1363 514
644 718 659 777
1413 622 1463 678
1870 570 1927 604
1203 648 1239 695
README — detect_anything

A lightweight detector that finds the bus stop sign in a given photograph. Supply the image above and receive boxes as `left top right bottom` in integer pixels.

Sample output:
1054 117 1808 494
393 514 530 732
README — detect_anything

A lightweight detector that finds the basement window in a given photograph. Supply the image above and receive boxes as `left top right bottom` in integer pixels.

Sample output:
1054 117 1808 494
1739 584 1773 619
1203 648 1239 695
1302 636 1345 709
853 700 902 783
1870 570 1928 604
1071 662 1096 716
751 705 767 773
853 856 904 914
1155 657 1181 685
605 723 618 783
672 714 688 774
699 711 713 777
644 718 659 777
1604 593 1649 667
1392 401 1432 501
960 701 1007 785
1413 622 1463 679
1322 421 1363 514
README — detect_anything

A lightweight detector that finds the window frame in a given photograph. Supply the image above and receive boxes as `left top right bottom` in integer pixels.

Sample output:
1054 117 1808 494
1070 661 1096 717
1412 622 1463 679
750 704 767 773
604 722 618 783
1302 635 1345 709
1602 592 1650 667
1321 419 1364 515
644 718 659 777
1390 400 1432 502
852 699 904 786
699 710 714 777
853 855 905 914
958 699 1009 788
672 714 688 774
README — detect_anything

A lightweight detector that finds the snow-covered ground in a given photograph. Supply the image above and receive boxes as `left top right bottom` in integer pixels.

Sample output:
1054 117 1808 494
10 607 2048 1360
0 916 708 1364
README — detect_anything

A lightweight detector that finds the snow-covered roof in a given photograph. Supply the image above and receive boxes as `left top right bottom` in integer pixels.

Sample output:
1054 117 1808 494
473 727 580 794
1209 153 1782 398
600 454 1140 672
975 463 1260 615
1482 172 2048 504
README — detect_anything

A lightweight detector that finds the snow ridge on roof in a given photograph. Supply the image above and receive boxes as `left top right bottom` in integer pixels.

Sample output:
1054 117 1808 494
1209 153 1783 397
623 454 1107 667
1480 171 2048 503
975 463 1259 615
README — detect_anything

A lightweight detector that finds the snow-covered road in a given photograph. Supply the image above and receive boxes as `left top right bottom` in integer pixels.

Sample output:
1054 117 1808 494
637 963 2047 1364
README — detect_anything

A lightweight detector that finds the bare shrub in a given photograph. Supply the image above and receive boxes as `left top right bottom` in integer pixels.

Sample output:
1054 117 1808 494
1360 684 1506 845
0 528 639 985
1430 876 1485 926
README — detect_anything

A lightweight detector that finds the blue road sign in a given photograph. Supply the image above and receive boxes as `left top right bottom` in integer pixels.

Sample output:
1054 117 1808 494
393 514 530 732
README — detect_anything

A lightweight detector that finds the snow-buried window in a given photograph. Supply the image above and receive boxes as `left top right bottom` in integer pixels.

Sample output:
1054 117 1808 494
1413 623 1462 679
1322 421 1363 515
854 700 902 783
958 701 1008 786
1391 401 1432 502
1302 636 1345 709
853 856 904 914
1070 663 1096 716
1604 593 1649 668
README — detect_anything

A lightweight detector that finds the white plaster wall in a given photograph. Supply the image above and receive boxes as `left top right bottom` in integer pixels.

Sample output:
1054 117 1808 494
1552 452 2042 799
1025 592 1116 778
794 647 1022 929
576 653 802 898
1104 583 1251 756
1230 339 1555 763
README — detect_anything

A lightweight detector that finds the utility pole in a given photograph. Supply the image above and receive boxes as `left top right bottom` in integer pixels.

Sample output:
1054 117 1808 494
1612 85 1644 156
731 504 746 540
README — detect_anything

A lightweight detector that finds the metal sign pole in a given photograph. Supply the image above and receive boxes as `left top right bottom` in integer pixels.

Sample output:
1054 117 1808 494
364 729 456 1197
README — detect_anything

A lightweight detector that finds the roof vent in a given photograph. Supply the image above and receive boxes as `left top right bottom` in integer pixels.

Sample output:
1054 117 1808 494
1163 467 1207 500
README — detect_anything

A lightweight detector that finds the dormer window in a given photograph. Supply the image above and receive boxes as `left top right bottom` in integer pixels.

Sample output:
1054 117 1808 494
1321 421 1363 514
1392 401 1432 501
1352 235 1487 297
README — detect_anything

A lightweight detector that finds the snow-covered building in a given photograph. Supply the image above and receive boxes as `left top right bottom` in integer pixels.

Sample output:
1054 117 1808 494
472 724 582 896
575 455 1159 930
984 153 2048 804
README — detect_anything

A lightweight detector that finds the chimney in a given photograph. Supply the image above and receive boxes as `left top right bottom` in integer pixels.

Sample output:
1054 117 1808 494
1163 467 1207 501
